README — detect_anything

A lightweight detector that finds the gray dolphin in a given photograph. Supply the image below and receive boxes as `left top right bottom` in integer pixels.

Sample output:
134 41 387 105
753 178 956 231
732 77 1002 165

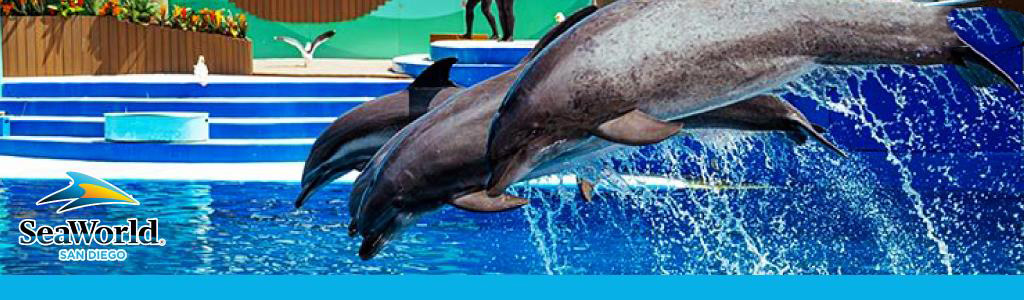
295 58 461 208
295 5 609 210
348 6 856 260
484 0 1023 197
295 3 615 210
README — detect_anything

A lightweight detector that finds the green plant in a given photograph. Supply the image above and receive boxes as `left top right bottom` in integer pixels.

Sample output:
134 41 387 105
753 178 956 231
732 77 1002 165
118 0 156 23
46 0 96 17
2 0 246 38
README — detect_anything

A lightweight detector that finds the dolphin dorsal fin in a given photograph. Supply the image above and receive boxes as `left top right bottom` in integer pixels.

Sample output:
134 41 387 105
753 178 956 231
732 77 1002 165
408 57 459 117
409 57 458 89
521 5 600 63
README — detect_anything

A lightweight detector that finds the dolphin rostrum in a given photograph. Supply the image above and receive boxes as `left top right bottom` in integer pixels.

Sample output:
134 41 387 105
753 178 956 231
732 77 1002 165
295 58 461 208
484 0 1023 197
347 6 853 260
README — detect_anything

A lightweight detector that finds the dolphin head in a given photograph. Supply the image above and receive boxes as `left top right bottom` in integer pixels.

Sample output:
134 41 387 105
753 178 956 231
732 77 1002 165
295 90 419 209
347 130 447 260
349 172 444 260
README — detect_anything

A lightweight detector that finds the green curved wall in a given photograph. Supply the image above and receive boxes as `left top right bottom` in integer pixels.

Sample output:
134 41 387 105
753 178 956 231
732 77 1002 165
171 0 591 59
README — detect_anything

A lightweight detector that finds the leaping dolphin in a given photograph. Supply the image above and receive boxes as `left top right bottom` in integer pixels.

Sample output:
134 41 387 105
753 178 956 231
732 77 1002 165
296 5 610 210
483 0 1023 197
295 58 461 208
347 6 851 260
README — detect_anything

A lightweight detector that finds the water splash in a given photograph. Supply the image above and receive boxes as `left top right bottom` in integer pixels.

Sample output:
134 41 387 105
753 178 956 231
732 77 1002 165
509 9 1024 275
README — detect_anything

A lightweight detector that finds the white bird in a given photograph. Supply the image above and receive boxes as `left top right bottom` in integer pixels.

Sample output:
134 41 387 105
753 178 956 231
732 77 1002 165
194 55 209 87
274 30 336 68
554 12 566 23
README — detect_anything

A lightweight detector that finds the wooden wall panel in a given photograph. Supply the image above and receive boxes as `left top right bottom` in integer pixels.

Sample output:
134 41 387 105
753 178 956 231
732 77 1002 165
1 16 252 77
79 17 98 74
24 17 38 77
230 0 390 23
2 18 10 76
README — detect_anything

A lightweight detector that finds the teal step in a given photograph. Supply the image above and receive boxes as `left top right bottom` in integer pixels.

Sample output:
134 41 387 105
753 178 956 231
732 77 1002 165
0 136 314 162
0 97 370 118
2 76 410 98
8 116 335 139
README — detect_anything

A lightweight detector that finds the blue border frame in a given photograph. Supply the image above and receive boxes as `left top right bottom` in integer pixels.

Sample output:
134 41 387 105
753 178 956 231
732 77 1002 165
0 276 1022 298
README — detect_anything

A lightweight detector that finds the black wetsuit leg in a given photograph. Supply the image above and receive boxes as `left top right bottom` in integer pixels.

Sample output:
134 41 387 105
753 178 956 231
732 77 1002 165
496 0 516 41
463 0 481 39
465 0 499 39
479 0 499 39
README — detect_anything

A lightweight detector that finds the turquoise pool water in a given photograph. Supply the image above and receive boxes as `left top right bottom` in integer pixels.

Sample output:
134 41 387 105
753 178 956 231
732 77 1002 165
1 132 1021 274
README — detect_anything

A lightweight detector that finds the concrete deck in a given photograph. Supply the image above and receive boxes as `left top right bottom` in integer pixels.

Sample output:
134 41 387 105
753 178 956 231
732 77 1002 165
253 58 411 79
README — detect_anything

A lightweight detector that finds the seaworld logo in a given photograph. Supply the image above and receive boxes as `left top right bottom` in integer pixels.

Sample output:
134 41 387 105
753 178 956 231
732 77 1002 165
16 172 165 262
36 172 139 213
18 219 165 247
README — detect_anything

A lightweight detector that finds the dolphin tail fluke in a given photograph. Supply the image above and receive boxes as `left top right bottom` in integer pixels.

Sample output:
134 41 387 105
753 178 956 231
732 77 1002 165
931 0 1024 92
951 43 1022 93
449 191 529 212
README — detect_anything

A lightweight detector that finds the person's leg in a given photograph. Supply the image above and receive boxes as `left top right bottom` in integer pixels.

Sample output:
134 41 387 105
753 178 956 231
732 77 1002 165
480 0 499 39
463 0 482 39
497 0 516 41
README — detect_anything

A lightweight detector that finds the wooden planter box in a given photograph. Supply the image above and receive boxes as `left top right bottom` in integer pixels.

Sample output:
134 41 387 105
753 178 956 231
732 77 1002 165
230 0 390 23
1 16 252 77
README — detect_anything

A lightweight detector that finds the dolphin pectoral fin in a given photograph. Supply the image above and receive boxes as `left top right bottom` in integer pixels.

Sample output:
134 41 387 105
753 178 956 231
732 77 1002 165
448 191 529 212
486 146 539 197
789 119 848 158
593 110 683 146
577 178 596 202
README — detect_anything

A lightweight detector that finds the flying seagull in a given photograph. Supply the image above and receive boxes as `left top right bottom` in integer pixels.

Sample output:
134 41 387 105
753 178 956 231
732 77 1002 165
274 30 337 68
194 55 209 87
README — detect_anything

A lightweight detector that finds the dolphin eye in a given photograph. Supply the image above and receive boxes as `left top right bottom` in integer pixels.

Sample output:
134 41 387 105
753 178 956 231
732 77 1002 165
392 201 406 209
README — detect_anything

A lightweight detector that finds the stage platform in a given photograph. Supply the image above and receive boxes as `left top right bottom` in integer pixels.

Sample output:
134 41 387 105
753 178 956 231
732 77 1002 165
393 39 536 86
1 75 410 98
393 54 513 87
253 58 410 79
